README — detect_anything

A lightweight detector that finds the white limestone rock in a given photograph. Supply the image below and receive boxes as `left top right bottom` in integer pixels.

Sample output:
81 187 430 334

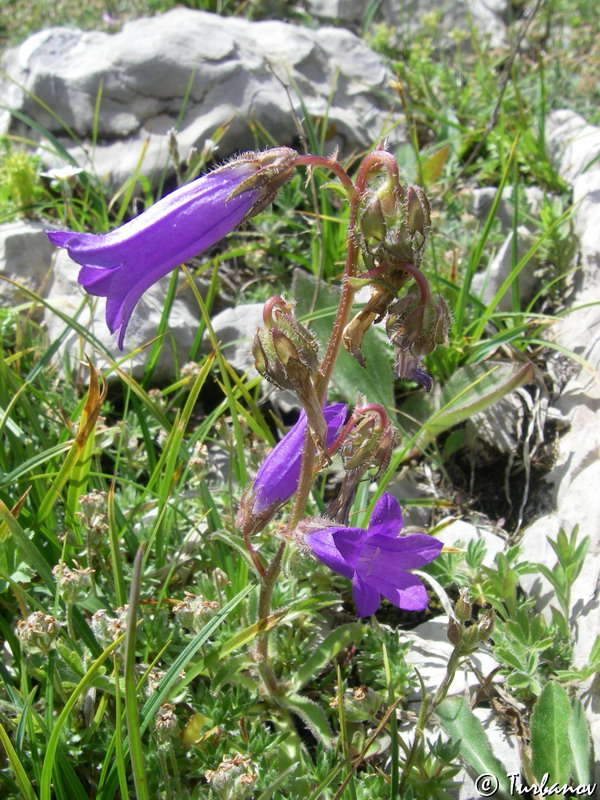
308 0 508 48
471 185 548 230
0 220 56 306
204 303 265 374
437 519 506 567
402 617 500 700
43 248 211 381
470 226 538 312
1 8 405 187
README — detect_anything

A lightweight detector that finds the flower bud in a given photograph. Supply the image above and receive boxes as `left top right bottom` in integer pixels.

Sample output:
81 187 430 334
386 288 451 358
18 611 60 654
78 489 108 529
475 609 496 642
173 593 220 633
339 404 395 477
205 754 257 799
392 349 433 392
455 588 472 622
447 617 462 646
462 609 496 650
357 174 430 270
154 703 179 747
53 562 94 605
253 297 319 392
90 606 128 648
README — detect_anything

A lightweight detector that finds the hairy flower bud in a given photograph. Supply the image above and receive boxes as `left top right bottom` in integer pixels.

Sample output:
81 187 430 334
386 287 451 358
173 592 220 633
18 611 60 654
455 588 472 622
53 562 94 605
205 754 257 799
253 297 319 391
91 606 129 648
338 404 395 477
462 609 496 650
447 617 462 646
324 404 396 522
357 174 431 270
393 350 433 392
154 703 179 747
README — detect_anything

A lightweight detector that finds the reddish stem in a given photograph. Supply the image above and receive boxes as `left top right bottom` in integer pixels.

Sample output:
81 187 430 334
355 148 402 195
294 153 357 199
262 295 287 327
370 260 431 306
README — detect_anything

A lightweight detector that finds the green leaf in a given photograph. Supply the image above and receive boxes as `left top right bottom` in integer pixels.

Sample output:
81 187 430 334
280 693 333 748
291 623 365 691
568 697 592 785
530 681 572 785
0 719 38 800
256 763 299 800
292 269 395 413
0 499 54 590
436 697 511 798
400 361 534 446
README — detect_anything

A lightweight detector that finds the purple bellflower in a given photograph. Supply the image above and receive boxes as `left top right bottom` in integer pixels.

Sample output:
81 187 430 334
306 493 442 616
237 403 347 536
46 148 297 349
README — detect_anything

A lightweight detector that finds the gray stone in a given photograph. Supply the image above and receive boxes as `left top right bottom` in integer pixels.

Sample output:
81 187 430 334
470 226 538 311
546 109 600 184
206 303 265 375
546 110 600 283
466 390 530 456
43 248 211 381
402 616 500 700
518 111 600 771
0 221 56 306
437 519 506 567
386 467 440 527
308 0 508 48
1 8 406 187
471 185 548 230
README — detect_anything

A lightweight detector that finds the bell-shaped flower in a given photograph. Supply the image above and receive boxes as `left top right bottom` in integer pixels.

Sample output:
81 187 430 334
46 148 297 348
306 493 442 616
236 403 347 537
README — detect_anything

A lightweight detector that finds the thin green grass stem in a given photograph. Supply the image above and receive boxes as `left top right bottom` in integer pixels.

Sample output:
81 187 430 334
124 544 149 800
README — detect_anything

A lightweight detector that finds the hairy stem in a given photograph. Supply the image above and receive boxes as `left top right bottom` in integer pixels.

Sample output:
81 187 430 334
398 645 462 793
255 541 286 696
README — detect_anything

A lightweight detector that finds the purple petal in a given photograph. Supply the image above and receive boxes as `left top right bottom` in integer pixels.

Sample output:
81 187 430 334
332 527 370 569
46 230 75 247
252 403 346 516
352 573 381 617
367 493 403 538
47 163 260 348
358 533 443 572
306 527 362 580
364 571 429 611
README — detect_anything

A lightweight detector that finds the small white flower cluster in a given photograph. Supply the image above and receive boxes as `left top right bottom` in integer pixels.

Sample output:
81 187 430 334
205 754 257 799
18 611 60 654
173 593 220 633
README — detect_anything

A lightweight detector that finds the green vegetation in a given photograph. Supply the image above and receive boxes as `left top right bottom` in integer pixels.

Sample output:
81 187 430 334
0 1 597 798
